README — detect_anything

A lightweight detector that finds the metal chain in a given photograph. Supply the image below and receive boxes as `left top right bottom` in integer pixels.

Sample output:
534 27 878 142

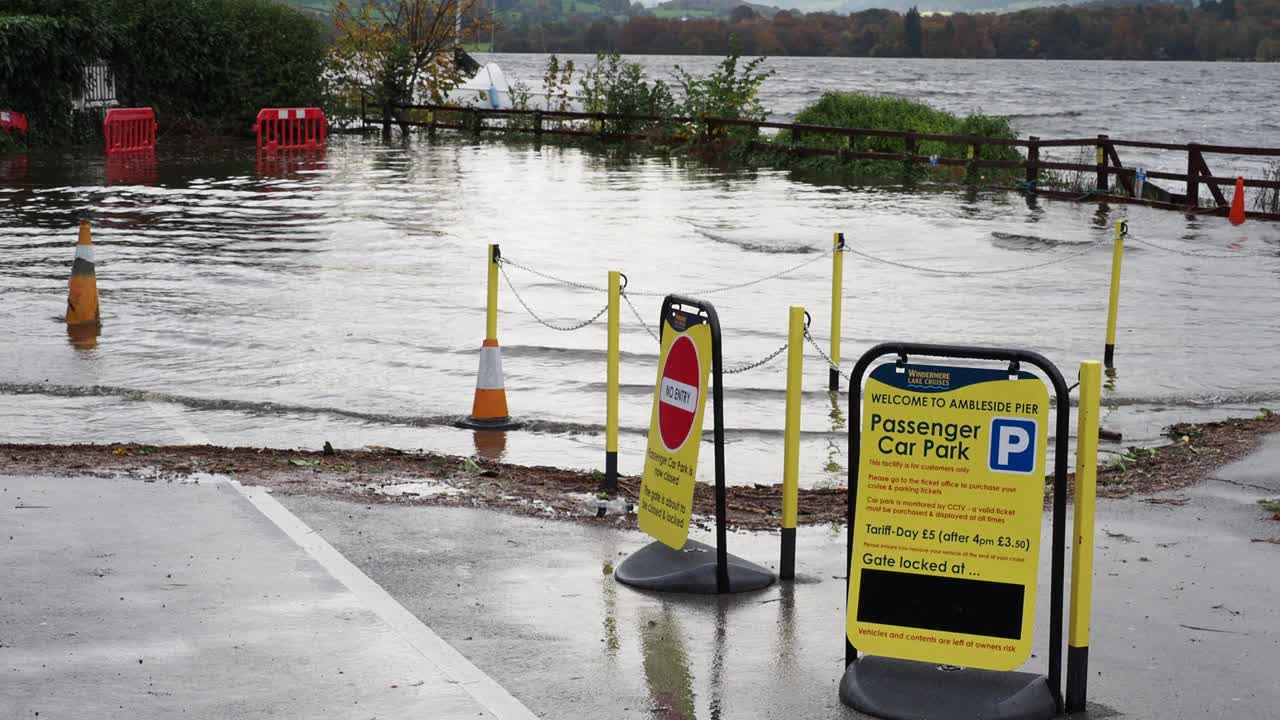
621 291 661 343
624 248 835 297
841 239 1106 277
497 256 608 292
722 340 790 375
499 262 608 331
803 327 845 375
1125 234 1272 260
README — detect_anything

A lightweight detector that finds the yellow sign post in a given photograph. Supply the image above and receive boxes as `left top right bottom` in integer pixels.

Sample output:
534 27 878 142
636 314 713 550
615 296 775 595
841 344 1073 720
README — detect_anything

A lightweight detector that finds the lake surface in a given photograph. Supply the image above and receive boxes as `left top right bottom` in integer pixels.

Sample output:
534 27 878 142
3 57 1280 490
484 53 1280 177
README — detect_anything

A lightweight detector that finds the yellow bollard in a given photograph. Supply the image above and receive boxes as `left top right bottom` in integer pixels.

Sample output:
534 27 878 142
1067 360 1102 713
604 270 621 492
781 305 805 580
65 220 100 326
459 244 520 430
1104 221 1126 369
829 232 845 392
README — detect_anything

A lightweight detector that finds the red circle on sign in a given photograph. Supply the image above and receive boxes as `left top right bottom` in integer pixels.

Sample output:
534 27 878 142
659 335 702 452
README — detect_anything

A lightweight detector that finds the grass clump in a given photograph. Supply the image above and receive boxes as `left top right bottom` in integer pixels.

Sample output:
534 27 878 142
754 92 1022 183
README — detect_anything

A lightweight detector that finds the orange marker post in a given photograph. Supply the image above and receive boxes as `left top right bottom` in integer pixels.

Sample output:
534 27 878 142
66 221 100 326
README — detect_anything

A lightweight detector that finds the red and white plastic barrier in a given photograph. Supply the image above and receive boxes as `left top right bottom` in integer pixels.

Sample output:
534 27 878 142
0 110 28 134
255 108 326 152
104 107 157 153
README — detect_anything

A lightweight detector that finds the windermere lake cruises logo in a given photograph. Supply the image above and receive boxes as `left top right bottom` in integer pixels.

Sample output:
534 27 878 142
905 367 951 390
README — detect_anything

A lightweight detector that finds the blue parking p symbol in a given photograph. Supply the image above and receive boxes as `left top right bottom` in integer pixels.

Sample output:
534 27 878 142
989 418 1038 474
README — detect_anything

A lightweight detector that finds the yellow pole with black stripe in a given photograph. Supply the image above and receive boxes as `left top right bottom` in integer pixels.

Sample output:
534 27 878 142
604 270 621 492
1104 222 1125 368
781 305 805 580
1067 360 1102 713
829 233 845 391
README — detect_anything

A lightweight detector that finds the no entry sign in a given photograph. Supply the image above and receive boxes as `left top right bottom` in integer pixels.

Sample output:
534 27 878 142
638 314 713 550
847 362 1049 671
659 335 701 451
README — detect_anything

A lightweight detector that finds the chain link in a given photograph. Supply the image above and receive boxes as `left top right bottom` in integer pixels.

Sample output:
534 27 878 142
624 248 835 297
1125 234 1272 260
803 327 845 375
497 256 608 292
722 340 790 375
499 262 608 331
621 291 661 343
842 239 1106 276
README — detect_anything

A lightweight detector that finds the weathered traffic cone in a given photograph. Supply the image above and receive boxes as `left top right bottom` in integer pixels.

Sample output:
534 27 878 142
457 338 522 430
66 220 100 326
1229 177 1246 225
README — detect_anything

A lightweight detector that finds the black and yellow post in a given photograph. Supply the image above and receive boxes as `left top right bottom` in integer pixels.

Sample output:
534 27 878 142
780 306 805 581
1067 360 1102 713
603 270 622 493
1104 221 1127 369
829 233 845 391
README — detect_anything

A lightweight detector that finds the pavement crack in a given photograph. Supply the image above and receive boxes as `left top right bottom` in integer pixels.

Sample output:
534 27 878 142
1210 476 1276 493
1179 624 1247 635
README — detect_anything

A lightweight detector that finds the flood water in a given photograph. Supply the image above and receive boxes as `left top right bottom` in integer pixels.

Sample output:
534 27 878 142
3 57 1280 489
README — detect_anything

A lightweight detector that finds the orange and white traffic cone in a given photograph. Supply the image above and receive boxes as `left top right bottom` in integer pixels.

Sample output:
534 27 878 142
66 220 100 326
1229 176 1246 225
457 244 521 431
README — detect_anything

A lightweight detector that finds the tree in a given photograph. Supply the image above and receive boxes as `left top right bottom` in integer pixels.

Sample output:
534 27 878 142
730 5 757 22
332 0 493 139
904 6 923 57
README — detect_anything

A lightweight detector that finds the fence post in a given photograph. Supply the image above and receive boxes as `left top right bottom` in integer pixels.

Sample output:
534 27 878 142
965 142 980 181
1096 134 1109 193
903 132 916 178
830 232 845 392
1066 359 1102 714
1026 136 1040 187
1104 221 1126 369
532 110 543 140
604 271 621 494
780 305 805 581
1186 144 1200 209
360 93 366 131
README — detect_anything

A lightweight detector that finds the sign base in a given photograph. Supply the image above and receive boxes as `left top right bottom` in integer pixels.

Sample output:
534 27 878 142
615 539 775 594
840 655 1056 720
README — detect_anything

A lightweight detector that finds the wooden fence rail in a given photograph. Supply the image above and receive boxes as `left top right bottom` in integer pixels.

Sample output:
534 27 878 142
364 103 1280 221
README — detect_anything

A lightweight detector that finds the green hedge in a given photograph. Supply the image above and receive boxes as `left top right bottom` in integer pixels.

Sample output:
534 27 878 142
0 2 107 142
105 0 327 135
0 0 326 143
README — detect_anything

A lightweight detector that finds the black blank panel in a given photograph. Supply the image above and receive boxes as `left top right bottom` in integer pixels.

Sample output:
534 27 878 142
857 569 1024 640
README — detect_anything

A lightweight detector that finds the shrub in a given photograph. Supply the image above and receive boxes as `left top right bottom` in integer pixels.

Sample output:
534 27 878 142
770 92 1021 181
673 46 771 140
580 53 675 134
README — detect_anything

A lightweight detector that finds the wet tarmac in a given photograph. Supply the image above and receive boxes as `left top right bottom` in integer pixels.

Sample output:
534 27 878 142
0 475 534 720
2 445 1276 719
280 468 1280 720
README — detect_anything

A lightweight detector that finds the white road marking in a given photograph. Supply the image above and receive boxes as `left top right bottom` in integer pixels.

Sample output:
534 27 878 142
235 484 540 720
